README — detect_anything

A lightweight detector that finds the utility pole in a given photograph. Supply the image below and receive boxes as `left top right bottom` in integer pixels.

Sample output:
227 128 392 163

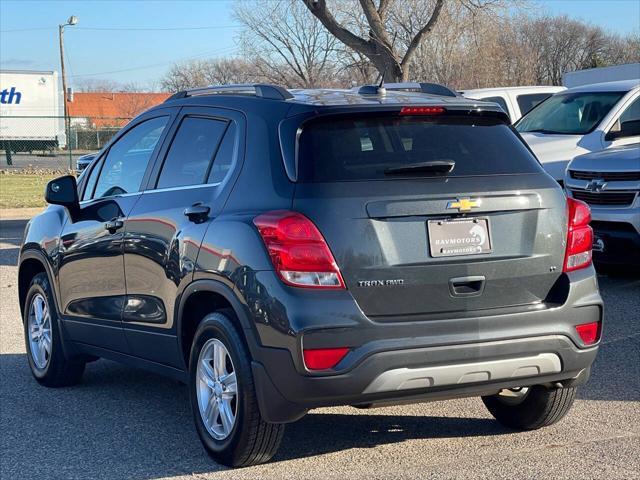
58 15 78 169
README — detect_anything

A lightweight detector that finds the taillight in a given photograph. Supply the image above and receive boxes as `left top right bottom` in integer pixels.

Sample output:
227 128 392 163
253 210 345 289
400 106 445 116
575 321 601 345
303 347 350 370
563 198 593 272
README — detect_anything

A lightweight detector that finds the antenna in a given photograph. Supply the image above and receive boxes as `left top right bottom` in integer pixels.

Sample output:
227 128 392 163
377 67 387 95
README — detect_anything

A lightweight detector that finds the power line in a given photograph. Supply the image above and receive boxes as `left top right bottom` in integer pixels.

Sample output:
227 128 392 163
0 27 55 33
74 25 240 31
1 25 240 33
66 46 239 78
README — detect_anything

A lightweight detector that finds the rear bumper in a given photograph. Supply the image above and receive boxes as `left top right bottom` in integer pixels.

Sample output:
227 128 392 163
240 267 602 423
252 334 597 422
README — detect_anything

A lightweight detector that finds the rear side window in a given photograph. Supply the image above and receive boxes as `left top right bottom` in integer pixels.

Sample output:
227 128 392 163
516 93 552 117
298 115 541 182
208 122 237 184
157 116 227 189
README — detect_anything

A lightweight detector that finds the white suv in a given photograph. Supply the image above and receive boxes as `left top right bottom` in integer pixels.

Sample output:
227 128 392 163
462 86 565 122
517 80 640 182
565 144 640 270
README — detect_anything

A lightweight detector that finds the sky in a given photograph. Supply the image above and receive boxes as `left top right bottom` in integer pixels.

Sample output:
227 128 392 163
1 0 639 90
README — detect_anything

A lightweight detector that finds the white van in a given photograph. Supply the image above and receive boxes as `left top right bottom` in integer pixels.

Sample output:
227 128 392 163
516 80 640 182
462 86 565 122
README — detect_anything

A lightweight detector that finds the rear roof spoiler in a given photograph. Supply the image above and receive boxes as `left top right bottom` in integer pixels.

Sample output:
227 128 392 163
384 82 459 97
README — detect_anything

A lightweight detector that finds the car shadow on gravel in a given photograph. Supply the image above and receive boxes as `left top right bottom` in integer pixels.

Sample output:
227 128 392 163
1 353 512 479
273 412 507 463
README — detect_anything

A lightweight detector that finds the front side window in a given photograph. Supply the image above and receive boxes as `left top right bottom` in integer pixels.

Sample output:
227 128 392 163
93 116 168 198
157 116 228 189
619 97 640 125
516 93 552 117
516 91 625 135
81 157 103 201
481 96 510 119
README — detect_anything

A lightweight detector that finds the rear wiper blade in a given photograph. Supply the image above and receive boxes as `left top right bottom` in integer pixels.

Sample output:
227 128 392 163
384 160 455 176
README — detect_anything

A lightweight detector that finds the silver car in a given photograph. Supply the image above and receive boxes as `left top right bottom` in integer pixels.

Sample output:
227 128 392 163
565 144 640 269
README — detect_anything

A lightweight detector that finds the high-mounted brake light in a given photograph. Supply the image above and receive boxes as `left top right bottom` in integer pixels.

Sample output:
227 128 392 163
253 210 345 289
563 198 593 273
400 106 445 116
303 347 350 370
575 321 601 345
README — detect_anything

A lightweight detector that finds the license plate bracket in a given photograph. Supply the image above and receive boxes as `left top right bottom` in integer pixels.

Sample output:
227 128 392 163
428 217 492 257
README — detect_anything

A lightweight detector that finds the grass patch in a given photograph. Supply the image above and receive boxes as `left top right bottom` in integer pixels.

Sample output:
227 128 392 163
0 173 60 208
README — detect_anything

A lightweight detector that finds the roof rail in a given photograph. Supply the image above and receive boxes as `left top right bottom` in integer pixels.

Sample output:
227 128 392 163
165 83 294 102
384 82 459 97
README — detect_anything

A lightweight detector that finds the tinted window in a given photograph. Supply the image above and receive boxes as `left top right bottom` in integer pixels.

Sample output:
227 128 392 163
516 93 552 117
619 97 640 124
93 116 168 198
516 91 625 135
81 157 102 201
481 96 510 118
298 115 541 182
157 116 228 189
208 122 237 184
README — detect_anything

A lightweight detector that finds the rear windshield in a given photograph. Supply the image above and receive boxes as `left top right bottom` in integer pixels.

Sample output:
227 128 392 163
298 115 541 182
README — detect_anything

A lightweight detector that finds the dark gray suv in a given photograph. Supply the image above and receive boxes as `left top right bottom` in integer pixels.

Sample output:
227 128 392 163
18 83 602 467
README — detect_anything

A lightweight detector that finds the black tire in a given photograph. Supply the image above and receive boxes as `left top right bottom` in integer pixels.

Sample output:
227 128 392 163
23 272 85 387
482 385 577 430
189 311 285 467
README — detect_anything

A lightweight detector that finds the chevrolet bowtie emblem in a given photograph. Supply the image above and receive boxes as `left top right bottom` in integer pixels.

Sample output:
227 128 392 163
447 198 480 212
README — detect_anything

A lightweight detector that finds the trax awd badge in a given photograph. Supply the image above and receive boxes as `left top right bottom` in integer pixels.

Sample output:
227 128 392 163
357 279 405 288
447 197 480 213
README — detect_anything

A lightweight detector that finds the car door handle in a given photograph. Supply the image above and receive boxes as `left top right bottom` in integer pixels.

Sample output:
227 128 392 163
184 203 210 223
105 218 124 234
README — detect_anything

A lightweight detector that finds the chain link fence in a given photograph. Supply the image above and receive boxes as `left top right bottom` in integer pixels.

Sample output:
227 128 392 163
0 116 131 170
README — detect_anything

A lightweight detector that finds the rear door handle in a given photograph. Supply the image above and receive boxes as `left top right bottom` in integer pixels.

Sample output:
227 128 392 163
105 218 124 234
449 275 485 297
184 203 210 223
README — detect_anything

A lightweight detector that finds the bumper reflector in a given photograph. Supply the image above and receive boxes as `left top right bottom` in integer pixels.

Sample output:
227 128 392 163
303 347 349 370
575 321 601 345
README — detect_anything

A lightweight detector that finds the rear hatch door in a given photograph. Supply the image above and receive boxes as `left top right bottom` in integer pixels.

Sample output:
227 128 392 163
292 111 567 318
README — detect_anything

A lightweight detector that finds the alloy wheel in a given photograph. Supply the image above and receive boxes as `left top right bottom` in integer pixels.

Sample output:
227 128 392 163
28 293 52 370
196 338 238 440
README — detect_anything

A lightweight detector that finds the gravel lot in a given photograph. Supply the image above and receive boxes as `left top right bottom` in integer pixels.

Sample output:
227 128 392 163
1 217 639 480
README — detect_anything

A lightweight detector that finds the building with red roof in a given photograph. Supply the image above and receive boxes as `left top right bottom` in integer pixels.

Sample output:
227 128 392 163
67 92 170 127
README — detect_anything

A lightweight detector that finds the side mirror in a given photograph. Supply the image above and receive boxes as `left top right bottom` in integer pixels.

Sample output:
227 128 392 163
606 119 640 141
45 175 80 216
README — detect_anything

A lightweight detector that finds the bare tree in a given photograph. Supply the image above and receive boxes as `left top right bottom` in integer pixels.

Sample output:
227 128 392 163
160 58 261 91
73 78 124 92
234 0 340 87
302 0 509 82
73 78 157 93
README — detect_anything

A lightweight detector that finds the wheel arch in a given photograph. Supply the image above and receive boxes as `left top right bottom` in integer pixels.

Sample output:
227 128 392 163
177 279 258 369
18 250 57 319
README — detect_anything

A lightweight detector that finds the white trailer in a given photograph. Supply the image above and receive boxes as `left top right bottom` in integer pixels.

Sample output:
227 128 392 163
0 70 66 152
563 63 640 88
